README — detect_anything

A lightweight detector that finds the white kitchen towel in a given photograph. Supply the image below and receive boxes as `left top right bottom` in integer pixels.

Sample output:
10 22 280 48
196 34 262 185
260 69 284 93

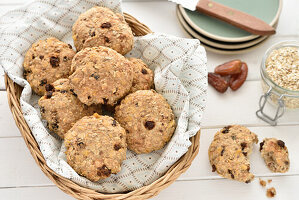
0 0 207 193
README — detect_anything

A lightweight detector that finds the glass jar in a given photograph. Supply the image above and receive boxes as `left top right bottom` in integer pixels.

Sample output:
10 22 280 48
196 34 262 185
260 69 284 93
256 41 299 126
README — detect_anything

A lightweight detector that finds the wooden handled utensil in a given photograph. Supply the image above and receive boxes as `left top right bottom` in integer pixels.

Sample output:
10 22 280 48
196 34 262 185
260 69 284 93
169 0 276 36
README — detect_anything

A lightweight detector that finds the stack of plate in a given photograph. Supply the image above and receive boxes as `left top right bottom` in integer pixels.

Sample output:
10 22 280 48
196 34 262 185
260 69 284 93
176 0 282 54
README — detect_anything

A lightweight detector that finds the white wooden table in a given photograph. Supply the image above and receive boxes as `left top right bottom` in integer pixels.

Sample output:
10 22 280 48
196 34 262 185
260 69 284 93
0 0 298 199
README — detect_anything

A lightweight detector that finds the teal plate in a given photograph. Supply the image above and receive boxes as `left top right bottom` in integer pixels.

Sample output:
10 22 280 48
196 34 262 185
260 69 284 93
179 0 282 42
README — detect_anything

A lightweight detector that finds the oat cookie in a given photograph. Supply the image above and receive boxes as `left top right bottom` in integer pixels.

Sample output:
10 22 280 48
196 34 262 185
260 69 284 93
115 90 176 154
128 58 154 93
38 79 101 139
64 114 127 182
72 6 134 55
260 138 290 173
208 125 258 183
23 37 75 95
69 46 133 106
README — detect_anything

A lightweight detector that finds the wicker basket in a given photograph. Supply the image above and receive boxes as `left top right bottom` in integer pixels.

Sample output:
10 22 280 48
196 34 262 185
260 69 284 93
4 13 200 200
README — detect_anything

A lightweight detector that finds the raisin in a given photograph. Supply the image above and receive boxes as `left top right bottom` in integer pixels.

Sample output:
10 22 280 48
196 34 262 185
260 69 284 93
88 96 91 99
144 121 155 130
40 79 47 86
212 164 216 172
91 73 99 80
221 147 225 156
141 68 148 74
112 120 117 127
60 90 67 93
39 55 44 59
77 141 85 147
51 123 59 130
284 161 289 165
101 22 111 28
46 91 53 98
68 44 72 49
135 103 138 107
97 165 111 177
260 141 265 151
228 169 234 179
103 98 108 104
70 89 77 97
222 126 231 134
50 56 60 68
243 152 247 156
104 36 110 43
277 140 285 148
241 142 247 150
63 56 68 62
40 107 45 113
245 180 251 184
45 84 54 91
231 135 236 140
114 144 121 151
90 31 95 37
32 55 35 59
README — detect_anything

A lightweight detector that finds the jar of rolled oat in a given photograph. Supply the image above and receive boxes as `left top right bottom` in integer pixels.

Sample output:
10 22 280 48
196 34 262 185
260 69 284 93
256 41 299 126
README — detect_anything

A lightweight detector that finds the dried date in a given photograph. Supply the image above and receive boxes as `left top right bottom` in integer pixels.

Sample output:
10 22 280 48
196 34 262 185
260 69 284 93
215 60 242 76
208 73 228 93
229 62 248 91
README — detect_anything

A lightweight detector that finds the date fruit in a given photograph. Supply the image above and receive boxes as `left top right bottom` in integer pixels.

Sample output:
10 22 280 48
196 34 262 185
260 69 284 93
215 60 242 76
208 72 229 93
229 62 248 91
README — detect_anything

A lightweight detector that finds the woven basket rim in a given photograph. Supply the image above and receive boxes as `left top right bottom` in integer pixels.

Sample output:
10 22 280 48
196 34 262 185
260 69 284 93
4 13 200 200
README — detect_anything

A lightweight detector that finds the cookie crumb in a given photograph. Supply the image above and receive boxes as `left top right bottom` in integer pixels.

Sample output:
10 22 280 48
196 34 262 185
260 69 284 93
268 179 272 184
266 187 276 198
259 178 267 187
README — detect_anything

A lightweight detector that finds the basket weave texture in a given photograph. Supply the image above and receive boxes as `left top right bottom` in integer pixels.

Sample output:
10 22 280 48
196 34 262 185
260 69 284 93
5 13 200 200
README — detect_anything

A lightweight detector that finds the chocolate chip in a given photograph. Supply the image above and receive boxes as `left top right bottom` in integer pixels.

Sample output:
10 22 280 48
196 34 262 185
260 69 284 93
103 98 108 104
104 36 110 43
70 89 77 97
63 56 68 62
91 73 99 80
90 31 95 37
144 121 155 130
222 126 231 134
221 147 225 156
88 96 91 99
46 91 53 99
45 84 54 91
277 140 285 148
50 56 59 68
243 152 247 156
51 123 59 130
241 142 247 150
97 165 111 177
228 169 234 179
112 120 117 127
245 180 251 184
260 141 265 151
39 55 44 59
114 144 121 151
68 44 72 49
141 68 148 74
39 79 47 86
101 22 111 28
212 164 216 172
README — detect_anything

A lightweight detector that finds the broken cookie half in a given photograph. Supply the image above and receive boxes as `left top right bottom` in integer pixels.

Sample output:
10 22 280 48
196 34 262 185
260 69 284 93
208 125 258 183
